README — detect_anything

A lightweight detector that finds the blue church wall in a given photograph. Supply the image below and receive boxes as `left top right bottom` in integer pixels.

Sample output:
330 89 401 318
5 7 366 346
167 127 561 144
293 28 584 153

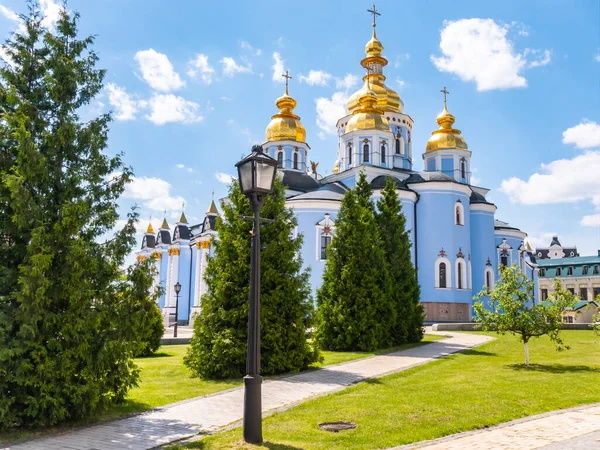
426 158 436 171
470 208 496 312
415 188 472 306
175 246 193 322
158 248 168 308
441 157 454 177
190 244 198 312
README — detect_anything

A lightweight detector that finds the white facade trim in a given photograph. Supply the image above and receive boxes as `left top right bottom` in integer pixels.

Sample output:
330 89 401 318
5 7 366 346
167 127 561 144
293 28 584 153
410 182 472 195
435 257 452 289
455 258 468 290
470 204 497 213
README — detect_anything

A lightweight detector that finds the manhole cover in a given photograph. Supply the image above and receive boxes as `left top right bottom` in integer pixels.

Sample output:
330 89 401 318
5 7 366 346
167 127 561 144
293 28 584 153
318 421 357 432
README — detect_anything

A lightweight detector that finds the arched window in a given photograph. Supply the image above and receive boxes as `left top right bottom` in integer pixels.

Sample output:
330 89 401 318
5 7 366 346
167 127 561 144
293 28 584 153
347 144 352 165
395 138 400 154
456 259 467 290
485 267 494 291
293 151 298 170
455 201 464 226
461 158 466 179
439 262 447 288
500 254 508 267
277 151 283 168
381 144 386 165
435 257 451 289
363 143 369 162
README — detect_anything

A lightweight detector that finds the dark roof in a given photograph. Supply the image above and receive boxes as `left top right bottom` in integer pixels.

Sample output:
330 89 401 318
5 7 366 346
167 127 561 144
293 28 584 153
534 247 579 259
494 219 521 232
550 236 561 247
370 175 411 191
173 224 191 241
141 234 155 249
280 170 320 193
405 171 455 184
157 230 171 245
470 190 492 204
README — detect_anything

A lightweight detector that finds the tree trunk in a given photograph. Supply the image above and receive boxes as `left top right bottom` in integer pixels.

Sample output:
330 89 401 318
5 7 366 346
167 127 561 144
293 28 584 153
524 341 529 366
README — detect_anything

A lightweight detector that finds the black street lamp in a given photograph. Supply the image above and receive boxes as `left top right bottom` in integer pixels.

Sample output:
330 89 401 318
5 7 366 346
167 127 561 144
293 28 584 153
235 144 278 444
174 282 181 338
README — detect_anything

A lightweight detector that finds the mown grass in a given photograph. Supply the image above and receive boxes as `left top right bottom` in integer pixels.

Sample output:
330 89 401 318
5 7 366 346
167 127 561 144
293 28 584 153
180 331 600 450
0 335 442 444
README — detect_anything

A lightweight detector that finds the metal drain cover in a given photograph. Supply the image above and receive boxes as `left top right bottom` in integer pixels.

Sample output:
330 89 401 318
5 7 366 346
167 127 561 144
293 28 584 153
318 421 357 432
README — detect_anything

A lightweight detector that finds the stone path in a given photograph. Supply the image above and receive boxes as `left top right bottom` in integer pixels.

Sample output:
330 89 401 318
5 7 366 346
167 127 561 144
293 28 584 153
5 331 492 450
396 403 600 450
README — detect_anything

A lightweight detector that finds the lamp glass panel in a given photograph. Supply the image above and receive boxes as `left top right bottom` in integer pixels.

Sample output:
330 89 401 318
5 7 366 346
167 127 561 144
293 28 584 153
256 160 276 191
237 159 254 194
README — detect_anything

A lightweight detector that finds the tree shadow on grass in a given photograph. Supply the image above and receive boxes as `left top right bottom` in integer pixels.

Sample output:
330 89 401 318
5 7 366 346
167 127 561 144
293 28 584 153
507 363 600 374
461 349 497 357
182 440 304 449
137 351 173 359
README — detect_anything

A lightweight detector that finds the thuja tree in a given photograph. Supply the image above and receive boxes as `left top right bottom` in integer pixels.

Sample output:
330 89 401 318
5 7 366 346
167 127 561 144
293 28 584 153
474 265 576 366
0 5 143 428
375 177 423 344
184 177 319 379
315 172 394 351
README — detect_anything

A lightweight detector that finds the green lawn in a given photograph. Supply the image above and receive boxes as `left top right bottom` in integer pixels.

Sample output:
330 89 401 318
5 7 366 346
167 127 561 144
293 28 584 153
182 331 600 450
0 335 441 444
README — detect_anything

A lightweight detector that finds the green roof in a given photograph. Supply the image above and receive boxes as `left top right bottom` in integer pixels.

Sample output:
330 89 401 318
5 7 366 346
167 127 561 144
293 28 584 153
537 255 600 267
542 300 598 311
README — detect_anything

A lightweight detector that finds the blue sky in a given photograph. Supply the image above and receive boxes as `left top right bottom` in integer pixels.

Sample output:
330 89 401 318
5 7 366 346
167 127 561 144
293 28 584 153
1 0 599 256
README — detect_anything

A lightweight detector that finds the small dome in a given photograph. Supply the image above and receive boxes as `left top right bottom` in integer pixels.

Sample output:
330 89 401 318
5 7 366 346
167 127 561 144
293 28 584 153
333 159 340 174
265 87 306 143
346 86 390 133
426 105 468 153
365 32 383 57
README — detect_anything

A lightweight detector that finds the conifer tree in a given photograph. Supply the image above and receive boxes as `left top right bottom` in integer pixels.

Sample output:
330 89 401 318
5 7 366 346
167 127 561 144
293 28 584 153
0 4 143 428
376 177 423 343
315 172 394 351
184 177 319 379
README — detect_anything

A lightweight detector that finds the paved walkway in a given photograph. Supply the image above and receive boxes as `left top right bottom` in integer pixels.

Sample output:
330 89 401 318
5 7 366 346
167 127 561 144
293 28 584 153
5 331 492 450
396 403 600 450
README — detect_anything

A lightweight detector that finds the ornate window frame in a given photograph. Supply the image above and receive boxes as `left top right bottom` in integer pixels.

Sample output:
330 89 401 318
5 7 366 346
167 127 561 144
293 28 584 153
435 255 452 289
455 200 464 226
315 214 335 261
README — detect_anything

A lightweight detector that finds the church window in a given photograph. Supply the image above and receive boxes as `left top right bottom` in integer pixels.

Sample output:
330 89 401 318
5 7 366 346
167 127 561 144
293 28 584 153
348 144 352 165
320 235 331 260
458 263 463 289
381 144 386 165
395 138 400 154
293 151 299 170
485 267 494 291
456 259 467 290
567 266 573 276
461 159 466 179
556 267 562 276
439 262 447 288
500 255 508 267
583 266 588 275
455 201 464 226
277 151 283 168
594 265 599 275
363 143 369 162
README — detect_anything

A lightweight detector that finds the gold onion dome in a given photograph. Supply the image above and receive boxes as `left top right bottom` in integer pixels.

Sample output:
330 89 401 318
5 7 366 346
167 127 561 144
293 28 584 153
345 85 390 133
146 222 155 234
347 29 403 114
425 104 469 153
265 83 306 143
333 159 340 174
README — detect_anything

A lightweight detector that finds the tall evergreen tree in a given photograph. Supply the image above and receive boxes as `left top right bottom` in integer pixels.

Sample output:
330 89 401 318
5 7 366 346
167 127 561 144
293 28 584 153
184 177 319 379
0 4 143 428
376 177 423 343
315 172 394 351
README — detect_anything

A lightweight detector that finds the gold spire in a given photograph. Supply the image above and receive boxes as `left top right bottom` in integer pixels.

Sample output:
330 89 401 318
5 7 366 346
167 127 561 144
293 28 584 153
426 87 469 153
345 77 390 133
347 4 402 114
178 211 189 225
333 159 340 174
160 217 170 230
146 217 155 235
265 70 306 143
207 191 219 215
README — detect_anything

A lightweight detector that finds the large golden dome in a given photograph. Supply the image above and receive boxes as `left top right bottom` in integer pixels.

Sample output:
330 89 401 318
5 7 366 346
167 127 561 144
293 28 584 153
426 105 469 153
346 85 390 133
347 29 403 114
265 85 306 143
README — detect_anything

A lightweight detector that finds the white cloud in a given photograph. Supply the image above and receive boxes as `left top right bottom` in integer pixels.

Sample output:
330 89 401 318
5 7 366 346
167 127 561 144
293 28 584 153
0 4 20 23
299 70 332 86
431 19 550 91
526 232 558 250
134 49 185 92
396 78 406 88
562 120 600 149
122 175 186 213
220 96 233 101
595 54 600 62
187 53 214 85
335 74 359 90
145 94 203 125
220 56 252 76
394 53 410 68
106 83 138 120
470 168 481 186
272 52 285 82
215 172 234 184
315 91 348 135
176 164 193 172
40 0 62 31
240 40 261 56
581 213 600 227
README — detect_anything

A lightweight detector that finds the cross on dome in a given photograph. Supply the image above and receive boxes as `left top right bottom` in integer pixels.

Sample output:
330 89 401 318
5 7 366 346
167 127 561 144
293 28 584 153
367 4 381 28
282 70 292 95
441 86 450 108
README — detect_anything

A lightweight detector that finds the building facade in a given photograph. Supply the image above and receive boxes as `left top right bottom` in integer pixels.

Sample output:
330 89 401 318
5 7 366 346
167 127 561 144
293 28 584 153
136 18 539 324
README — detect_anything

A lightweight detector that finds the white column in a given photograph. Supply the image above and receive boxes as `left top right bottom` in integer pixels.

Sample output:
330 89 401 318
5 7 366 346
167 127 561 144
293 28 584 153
194 244 202 307
199 241 210 299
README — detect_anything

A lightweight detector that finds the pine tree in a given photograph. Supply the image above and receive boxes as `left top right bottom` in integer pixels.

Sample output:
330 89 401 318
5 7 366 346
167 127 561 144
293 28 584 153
0 4 143 428
375 177 423 344
315 172 394 351
184 177 320 379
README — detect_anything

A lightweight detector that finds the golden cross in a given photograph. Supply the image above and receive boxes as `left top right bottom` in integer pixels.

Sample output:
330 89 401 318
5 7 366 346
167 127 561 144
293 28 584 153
367 4 380 28
282 70 292 95
441 86 450 107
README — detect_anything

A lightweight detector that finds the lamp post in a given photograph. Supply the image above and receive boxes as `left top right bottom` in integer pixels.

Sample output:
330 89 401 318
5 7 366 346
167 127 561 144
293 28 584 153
235 144 278 444
174 282 181 338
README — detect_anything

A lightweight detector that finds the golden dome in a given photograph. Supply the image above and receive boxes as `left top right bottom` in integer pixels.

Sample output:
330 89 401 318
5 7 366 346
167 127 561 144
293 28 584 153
347 30 403 114
346 85 390 133
333 159 340 174
425 105 469 153
265 84 306 143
